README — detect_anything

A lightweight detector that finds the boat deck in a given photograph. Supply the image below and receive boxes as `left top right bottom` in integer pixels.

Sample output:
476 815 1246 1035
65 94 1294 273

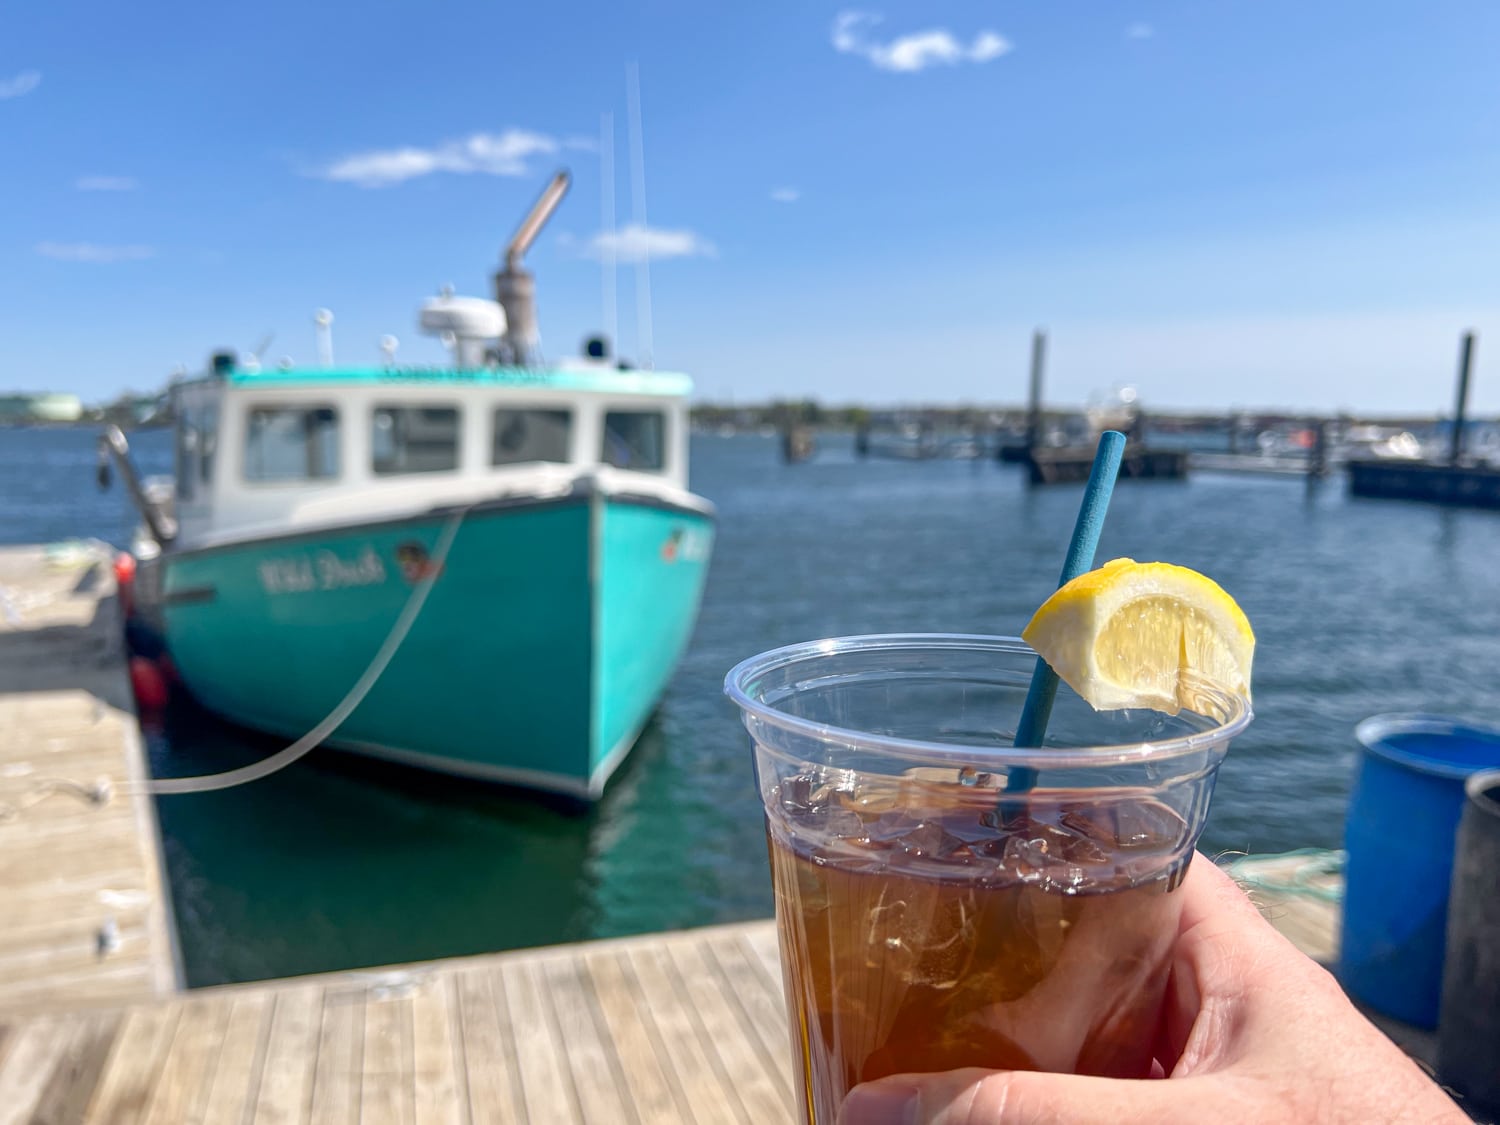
0 544 179 1014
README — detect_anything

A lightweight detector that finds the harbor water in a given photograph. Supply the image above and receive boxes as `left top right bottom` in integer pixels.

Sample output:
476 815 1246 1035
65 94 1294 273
4 424 1500 987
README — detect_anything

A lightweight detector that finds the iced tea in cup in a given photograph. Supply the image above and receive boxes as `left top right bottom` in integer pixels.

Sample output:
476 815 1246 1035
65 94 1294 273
725 634 1251 1124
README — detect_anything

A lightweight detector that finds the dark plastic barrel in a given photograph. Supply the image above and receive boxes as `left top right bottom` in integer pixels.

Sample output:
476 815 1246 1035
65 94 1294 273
1340 714 1500 1028
1438 769 1500 1117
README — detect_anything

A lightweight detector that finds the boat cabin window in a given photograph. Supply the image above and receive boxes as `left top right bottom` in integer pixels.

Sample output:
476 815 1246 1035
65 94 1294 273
244 406 340 482
492 408 571 465
372 405 460 475
602 410 665 472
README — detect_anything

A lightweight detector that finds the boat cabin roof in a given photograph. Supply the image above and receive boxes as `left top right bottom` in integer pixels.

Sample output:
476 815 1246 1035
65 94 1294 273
163 362 702 552
216 364 693 398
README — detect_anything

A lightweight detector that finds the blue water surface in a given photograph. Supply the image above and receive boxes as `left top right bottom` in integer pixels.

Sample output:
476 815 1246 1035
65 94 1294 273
4 424 1499 985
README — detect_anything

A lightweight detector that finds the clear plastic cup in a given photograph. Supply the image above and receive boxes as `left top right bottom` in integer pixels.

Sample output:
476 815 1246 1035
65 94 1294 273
725 634 1251 1124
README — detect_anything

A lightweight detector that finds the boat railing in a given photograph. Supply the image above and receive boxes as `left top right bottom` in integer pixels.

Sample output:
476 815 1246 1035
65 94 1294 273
97 425 178 546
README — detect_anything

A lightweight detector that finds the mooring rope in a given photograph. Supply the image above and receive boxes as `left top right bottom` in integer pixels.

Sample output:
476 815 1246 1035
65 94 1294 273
0 506 467 818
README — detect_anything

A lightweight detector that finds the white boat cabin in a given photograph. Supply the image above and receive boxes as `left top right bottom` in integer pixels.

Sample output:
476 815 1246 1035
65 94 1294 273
166 362 698 550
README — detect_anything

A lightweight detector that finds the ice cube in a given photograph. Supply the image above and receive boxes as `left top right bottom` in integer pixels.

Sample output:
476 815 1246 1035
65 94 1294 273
895 821 968 860
1056 829 1112 867
1060 800 1188 851
778 775 820 815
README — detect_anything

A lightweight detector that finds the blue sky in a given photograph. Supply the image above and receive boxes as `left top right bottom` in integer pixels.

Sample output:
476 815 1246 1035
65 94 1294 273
5 1 1500 412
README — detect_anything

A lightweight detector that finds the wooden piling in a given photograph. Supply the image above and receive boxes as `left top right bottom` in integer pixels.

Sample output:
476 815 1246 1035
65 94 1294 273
1450 330 1477 465
1025 329 1046 453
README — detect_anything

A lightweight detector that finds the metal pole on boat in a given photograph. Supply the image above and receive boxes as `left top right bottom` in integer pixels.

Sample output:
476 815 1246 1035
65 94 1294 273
314 309 334 367
1450 330 1477 465
627 62 654 369
601 112 618 354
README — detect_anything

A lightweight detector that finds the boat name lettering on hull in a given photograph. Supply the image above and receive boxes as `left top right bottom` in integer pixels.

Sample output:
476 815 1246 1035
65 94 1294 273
259 547 387 594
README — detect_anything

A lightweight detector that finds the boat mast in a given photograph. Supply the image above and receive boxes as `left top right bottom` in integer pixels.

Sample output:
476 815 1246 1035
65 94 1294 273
600 112 618 354
626 62 654 370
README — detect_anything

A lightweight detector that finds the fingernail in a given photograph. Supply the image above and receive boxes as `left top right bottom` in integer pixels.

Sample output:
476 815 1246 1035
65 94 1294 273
839 1081 920 1125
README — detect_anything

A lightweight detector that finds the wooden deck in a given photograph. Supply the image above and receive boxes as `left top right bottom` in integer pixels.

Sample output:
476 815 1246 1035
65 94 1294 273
0 544 180 1013
0 920 797 1125
0 858 1345 1124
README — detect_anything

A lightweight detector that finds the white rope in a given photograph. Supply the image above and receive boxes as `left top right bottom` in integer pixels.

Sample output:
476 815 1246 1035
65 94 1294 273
0 507 469 817
141 506 468 795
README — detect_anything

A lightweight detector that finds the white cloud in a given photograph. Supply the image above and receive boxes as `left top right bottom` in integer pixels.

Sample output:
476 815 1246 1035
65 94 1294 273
1126 23 1155 40
36 242 155 263
588 223 715 264
76 176 139 192
833 11 1011 73
562 136 599 153
315 129 559 187
0 70 40 99
770 188 800 203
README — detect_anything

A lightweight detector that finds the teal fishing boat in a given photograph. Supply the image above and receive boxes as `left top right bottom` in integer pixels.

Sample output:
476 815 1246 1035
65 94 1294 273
110 173 715 798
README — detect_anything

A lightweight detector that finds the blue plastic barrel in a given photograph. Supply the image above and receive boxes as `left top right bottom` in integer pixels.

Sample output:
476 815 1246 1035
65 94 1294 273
1341 714 1500 1028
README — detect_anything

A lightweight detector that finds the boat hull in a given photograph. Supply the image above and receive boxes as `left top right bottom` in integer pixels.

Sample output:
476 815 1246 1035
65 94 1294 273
157 488 714 798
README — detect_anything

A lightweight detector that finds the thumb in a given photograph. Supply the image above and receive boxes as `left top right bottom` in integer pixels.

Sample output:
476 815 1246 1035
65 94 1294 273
838 1067 1216 1125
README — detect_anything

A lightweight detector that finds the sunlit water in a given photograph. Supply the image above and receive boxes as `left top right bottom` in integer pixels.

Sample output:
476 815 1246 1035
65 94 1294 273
4 424 1499 986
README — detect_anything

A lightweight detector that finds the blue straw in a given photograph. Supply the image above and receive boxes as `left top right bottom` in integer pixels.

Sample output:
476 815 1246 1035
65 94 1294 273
1004 430 1127 795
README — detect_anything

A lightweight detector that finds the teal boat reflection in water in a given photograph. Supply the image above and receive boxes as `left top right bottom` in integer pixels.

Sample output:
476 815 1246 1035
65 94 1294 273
124 172 715 798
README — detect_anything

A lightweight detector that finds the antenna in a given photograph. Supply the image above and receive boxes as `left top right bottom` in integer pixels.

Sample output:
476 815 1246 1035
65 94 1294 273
626 62 654 369
379 335 399 368
600 111 618 354
248 331 274 365
314 309 334 367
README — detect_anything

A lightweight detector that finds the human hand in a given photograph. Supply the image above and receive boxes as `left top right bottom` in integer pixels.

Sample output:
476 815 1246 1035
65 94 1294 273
839 855 1467 1124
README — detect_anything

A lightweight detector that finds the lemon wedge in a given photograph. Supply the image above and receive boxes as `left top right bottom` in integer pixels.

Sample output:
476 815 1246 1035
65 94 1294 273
1021 558 1254 716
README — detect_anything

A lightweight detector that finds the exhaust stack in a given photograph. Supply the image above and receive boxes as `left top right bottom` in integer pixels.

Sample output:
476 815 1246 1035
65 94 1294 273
494 170 571 365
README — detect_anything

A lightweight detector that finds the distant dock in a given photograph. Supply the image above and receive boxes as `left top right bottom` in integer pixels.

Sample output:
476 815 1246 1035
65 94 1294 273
1026 446 1188 485
0 544 179 1013
1348 459 1500 510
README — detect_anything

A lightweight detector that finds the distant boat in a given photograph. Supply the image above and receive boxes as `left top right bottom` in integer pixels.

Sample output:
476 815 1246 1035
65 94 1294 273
1339 425 1426 461
106 173 714 800
862 423 985 461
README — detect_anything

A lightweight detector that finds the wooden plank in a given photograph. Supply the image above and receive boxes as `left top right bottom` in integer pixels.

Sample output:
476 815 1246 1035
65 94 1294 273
499 960 578 1125
24 1012 121 1125
704 933 795 1089
738 923 784 989
252 985 323 1125
142 997 231 1124
583 949 689 1125
0 1016 76 1125
0 547 178 1013
666 939 792 1123
310 991 365 1125
535 956 633 1124
454 967 524 1125
361 992 415 1125
625 942 748 1123
80 1003 181 1125
409 975 466 1125
201 992 273 1125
